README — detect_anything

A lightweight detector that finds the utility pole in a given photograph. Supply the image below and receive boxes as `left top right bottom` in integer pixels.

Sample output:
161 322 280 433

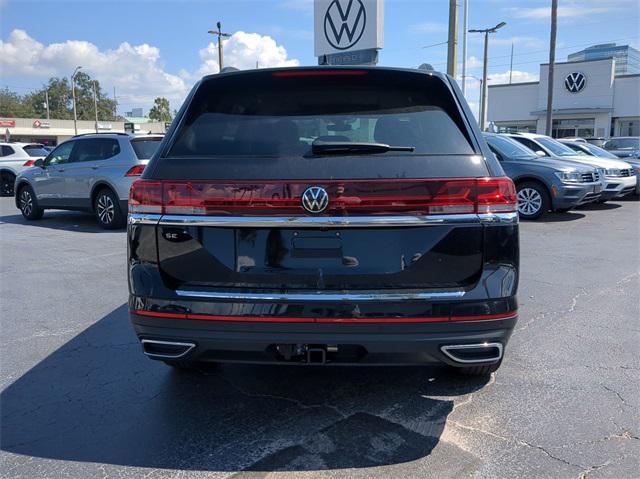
113 86 117 119
461 0 469 95
446 0 458 78
93 80 99 133
509 43 514 84
470 22 506 131
208 21 232 72
44 90 50 120
545 0 558 136
71 66 82 135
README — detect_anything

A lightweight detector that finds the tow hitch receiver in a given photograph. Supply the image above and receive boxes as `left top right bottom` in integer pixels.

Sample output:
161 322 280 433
307 347 327 364
274 344 336 364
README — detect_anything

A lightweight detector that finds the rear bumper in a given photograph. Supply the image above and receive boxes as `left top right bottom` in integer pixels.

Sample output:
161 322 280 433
129 308 517 366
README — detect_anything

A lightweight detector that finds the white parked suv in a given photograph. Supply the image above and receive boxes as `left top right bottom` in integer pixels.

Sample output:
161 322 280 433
0 142 49 196
506 133 637 201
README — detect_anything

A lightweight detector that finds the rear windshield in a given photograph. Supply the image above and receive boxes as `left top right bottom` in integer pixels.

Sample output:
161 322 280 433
167 70 474 159
131 138 162 159
23 145 49 157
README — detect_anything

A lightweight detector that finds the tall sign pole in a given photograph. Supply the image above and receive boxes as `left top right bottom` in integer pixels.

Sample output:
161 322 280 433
545 0 558 136
447 0 458 78
461 0 468 95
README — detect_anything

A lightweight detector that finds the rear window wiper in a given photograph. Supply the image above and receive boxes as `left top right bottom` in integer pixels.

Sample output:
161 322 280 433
311 141 415 155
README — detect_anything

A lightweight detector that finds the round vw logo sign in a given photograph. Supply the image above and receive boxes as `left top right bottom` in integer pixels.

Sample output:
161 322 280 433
324 0 366 50
301 186 329 214
565 72 586 93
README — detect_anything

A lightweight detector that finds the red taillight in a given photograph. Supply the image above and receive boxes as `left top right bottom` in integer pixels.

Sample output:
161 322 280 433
128 177 517 216
129 180 163 213
272 70 368 77
476 177 517 213
125 164 145 177
23 160 36 167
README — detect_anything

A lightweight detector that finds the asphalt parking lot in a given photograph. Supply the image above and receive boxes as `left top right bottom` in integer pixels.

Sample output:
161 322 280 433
1 196 638 479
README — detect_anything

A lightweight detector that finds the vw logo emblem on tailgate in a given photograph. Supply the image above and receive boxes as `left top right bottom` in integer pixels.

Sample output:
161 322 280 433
565 72 586 93
301 186 329 213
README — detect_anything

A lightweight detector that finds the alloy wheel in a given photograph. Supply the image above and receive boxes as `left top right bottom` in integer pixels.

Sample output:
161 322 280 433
1 178 13 196
20 189 33 216
517 187 543 216
96 194 115 225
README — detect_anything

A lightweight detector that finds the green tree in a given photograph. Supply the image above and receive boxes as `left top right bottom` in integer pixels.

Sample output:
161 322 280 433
148 97 172 122
0 88 33 117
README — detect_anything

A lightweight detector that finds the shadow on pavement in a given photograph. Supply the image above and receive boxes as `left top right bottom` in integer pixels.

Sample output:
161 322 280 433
1 305 488 472
576 201 622 211
537 211 586 222
0 210 124 233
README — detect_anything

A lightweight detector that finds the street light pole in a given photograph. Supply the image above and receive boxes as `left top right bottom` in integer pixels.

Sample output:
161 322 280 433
93 80 99 133
545 0 558 136
71 66 82 135
208 21 232 73
469 22 506 131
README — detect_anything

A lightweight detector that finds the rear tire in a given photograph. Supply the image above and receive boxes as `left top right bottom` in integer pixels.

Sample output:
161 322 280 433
516 181 550 220
18 185 44 220
1 172 15 197
94 188 125 229
456 360 502 376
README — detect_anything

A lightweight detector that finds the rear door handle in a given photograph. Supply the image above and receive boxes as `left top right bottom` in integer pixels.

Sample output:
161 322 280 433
57 168 65 172
91 166 99 170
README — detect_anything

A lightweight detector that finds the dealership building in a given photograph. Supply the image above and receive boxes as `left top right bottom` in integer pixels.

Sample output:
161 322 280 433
0 117 167 146
487 55 640 138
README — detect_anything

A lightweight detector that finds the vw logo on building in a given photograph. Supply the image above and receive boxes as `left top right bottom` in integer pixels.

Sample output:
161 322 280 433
565 72 587 93
324 0 366 50
301 186 329 213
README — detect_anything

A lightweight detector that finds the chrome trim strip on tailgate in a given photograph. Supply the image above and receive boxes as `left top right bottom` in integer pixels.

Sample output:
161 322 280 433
134 212 517 228
174 289 465 301
128 212 517 228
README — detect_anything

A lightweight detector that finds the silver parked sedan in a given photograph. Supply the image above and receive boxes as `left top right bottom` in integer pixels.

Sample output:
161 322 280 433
14 133 163 229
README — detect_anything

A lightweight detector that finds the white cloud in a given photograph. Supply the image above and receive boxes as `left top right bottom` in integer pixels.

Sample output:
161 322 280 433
0 29 299 112
489 36 546 50
194 31 300 78
408 22 447 34
488 70 539 85
507 0 631 20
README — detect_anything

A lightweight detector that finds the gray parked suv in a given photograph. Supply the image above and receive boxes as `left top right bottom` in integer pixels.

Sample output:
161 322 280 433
14 133 163 229
484 134 602 219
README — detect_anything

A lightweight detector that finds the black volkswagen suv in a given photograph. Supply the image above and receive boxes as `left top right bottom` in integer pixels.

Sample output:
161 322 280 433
128 67 519 376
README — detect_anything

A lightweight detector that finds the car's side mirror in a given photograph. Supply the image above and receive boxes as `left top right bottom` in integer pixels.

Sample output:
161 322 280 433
34 159 44 168
535 150 546 157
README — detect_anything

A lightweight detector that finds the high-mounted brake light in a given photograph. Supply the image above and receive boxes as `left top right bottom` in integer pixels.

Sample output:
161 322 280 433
125 164 146 177
272 70 368 77
128 177 517 216
23 160 36 167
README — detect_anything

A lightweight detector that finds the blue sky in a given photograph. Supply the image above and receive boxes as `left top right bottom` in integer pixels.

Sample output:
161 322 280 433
1 0 639 116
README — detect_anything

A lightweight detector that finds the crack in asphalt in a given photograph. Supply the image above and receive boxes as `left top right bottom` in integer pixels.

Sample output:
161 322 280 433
215 372 349 420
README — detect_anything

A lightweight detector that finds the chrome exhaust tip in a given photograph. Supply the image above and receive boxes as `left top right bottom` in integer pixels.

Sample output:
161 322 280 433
141 339 196 359
440 342 503 364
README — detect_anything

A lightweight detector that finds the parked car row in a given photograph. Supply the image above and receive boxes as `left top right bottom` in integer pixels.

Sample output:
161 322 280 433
12 133 163 228
7 129 639 228
486 133 638 220
0 142 50 196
